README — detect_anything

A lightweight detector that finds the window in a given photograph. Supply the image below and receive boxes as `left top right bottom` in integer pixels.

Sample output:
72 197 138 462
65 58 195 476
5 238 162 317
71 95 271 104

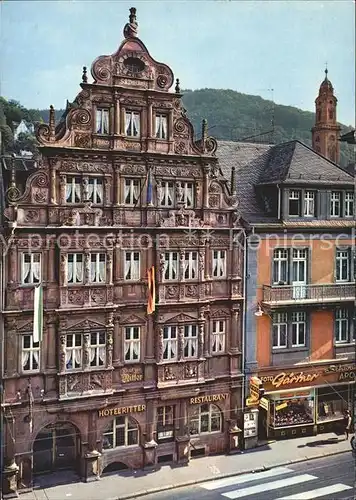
124 179 140 205
272 249 288 284
291 312 306 347
66 176 81 203
272 313 288 349
157 406 174 440
159 181 174 207
304 191 315 217
184 325 198 358
102 416 139 449
96 108 109 135
184 252 198 280
344 192 354 217
335 309 351 344
212 250 226 278
155 114 168 139
90 332 106 367
189 404 222 435
88 178 103 204
330 191 341 217
65 333 82 370
67 253 83 284
212 320 226 353
21 335 40 372
163 252 178 281
90 253 106 283
124 326 140 362
125 111 140 137
183 182 194 208
336 249 351 282
21 253 41 285
124 252 140 281
288 190 301 216
163 326 178 361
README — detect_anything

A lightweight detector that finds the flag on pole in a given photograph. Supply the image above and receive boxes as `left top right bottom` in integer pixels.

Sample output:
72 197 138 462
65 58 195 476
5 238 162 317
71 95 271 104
33 284 43 343
146 169 153 206
147 266 156 315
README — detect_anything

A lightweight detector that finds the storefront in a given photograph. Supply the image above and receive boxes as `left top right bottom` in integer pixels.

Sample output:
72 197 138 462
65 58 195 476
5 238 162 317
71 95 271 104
258 363 355 440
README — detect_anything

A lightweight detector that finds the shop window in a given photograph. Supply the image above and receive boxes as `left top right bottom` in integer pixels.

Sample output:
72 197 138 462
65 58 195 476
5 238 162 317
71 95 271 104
317 386 349 423
124 326 140 362
124 179 140 205
211 320 226 353
102 416 139 449
124 251 140 281
66 176 82 203
21 334 40 372
270 395 314 428
189 404 222 435
157 406 174 441
212 250 226 279
21 253 41 285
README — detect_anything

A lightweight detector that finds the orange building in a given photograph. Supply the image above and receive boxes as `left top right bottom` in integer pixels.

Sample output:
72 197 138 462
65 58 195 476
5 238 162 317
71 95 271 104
217 73 355 442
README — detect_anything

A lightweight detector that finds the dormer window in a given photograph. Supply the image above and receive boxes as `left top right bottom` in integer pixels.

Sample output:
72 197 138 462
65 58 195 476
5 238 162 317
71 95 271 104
155 114 168 139
330 191 341 217
288 190 300 216
96 108 109 135
303 191 315 217
344 192 354 217
125 111 140 137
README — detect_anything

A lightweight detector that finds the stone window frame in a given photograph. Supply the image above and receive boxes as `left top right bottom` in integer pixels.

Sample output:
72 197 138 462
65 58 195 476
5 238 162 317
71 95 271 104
20 333 40 373
189 403 223 436
102 416 139 449
271 311 309 350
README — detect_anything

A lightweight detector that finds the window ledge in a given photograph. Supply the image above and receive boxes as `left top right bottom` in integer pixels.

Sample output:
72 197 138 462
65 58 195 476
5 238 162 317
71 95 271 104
335 342 355 347
272 347 309 353
102 445 141 453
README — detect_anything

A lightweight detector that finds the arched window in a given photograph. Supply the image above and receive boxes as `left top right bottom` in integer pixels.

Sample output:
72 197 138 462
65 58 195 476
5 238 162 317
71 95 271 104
103 416 139 449
189 404 222 435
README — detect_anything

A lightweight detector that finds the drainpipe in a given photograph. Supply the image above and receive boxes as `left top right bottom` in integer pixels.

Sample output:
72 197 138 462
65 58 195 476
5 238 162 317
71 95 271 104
241 230 247 415
277 184 281 220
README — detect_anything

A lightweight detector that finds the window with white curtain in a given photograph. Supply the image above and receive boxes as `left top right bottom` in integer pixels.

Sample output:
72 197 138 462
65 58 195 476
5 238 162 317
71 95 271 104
336 249 350 282
67 254 84 284
335 309 350 344
90 253 106 283
163 326 178 361
272 249 288 284
291 312 306 347
183 182 194 208
96 108 110 135
212 320 226 353
155 114 168 139
21 253 41 285
124 179 140 205
21 335 40 372
303 191 315 217
125 110 140 137
189 404 222 435
88 178 103 204
344 192 354 217
90 332 106 367
212 250 226 278
124 326 140 362
272 313 288 348
184 324 198 358
125 252 140 281
102 416 139 449
66 176 81 203
164 252 178 281
330 191 341 217
184 252 198 280
159 181 174 207
65 333 82 370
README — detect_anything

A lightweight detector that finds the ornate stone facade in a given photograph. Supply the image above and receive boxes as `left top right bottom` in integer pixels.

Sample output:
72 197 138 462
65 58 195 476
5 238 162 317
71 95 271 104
1 8 244 494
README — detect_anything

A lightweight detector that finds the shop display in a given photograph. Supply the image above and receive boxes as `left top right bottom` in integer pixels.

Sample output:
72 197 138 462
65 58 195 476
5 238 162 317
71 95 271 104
317 386 349 423
270 397 314 427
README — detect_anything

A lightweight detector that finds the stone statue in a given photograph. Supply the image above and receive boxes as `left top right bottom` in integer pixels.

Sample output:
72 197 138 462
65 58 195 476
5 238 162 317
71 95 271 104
176 182 184 203
123 7 138 38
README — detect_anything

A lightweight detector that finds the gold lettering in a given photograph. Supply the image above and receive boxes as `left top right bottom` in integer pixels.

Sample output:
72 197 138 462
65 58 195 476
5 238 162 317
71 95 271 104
113 408 119 415
121 407 127 414
141 404 146 411
212 395 218 401
190 398 194 404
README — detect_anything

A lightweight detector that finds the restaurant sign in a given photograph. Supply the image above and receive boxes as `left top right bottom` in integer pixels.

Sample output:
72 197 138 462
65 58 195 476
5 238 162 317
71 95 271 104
190 393 229 405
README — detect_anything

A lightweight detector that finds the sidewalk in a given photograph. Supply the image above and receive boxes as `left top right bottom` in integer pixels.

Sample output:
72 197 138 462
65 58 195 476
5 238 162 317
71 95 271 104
20 433 351 500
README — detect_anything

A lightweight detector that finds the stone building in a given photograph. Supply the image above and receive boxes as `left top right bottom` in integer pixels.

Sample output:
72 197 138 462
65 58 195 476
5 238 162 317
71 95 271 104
1 8 244 495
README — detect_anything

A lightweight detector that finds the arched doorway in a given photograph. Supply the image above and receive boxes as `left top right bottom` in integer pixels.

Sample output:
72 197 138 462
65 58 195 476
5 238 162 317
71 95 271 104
33 422 79 475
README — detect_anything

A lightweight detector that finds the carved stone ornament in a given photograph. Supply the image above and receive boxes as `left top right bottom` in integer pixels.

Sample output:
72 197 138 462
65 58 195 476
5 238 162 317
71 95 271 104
157 327 164 362
158 206 205 228
163 366 176 381
185 363 197 378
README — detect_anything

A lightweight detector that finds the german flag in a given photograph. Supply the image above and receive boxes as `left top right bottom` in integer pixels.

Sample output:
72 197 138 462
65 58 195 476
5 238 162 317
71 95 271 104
147 266 156 315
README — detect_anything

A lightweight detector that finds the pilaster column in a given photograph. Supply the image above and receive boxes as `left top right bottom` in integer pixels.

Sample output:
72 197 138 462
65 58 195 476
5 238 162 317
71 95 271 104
83 328 90 370
145 314 154 361
104 177 110 205
198 249 205 281
115 99 120 135
82 176 89 201
157 327 164 363
5 319 17 376
114 167 121 206
198 318 205 359
168 110 174 141
147 102 153 138
84 251 90 284
106 312 114 368
113 313 121 365
47 242 55 282
8 245 17 284
145 399 157 443
60 254 68 286
230 304 241 353
178 325 184 361
203 166 209 208
121 106 126 136
204 310 210 358
231 240 241 279
204 242 211 280
59 174 66 204
107 250 113 286
59 334 66 373
46 317 57 370
50 163 56 204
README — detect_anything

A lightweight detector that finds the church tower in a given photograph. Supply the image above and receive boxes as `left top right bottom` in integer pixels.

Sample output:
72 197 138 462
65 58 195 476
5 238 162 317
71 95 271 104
311 69 341 163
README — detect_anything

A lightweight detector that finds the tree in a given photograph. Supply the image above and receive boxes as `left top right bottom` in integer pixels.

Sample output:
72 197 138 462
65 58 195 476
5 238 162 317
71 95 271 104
13 132 38 155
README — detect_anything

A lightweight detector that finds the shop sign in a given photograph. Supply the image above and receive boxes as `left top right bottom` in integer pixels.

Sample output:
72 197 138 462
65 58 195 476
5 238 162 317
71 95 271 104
121 367 143 383
276 402 288 411
259 397 269 411
190 393 228 405
339 370 356 381
98 405 146 417
260 371 320 389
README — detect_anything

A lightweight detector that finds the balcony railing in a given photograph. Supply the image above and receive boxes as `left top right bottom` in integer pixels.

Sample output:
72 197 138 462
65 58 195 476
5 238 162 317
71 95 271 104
263 282 355 305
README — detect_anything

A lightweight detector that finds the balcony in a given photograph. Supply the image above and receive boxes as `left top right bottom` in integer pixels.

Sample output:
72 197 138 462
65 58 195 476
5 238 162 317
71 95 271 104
262 282 355 307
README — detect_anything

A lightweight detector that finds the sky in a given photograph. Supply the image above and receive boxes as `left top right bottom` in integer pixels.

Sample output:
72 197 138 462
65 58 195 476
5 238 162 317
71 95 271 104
1 0 355 126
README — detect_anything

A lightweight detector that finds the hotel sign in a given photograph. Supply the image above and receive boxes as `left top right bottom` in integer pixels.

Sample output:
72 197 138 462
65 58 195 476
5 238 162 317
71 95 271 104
190 393 229 405
98 405 146 417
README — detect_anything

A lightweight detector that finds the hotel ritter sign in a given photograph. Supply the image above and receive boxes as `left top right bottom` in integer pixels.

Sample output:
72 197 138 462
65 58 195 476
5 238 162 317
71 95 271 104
259 364 356 391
